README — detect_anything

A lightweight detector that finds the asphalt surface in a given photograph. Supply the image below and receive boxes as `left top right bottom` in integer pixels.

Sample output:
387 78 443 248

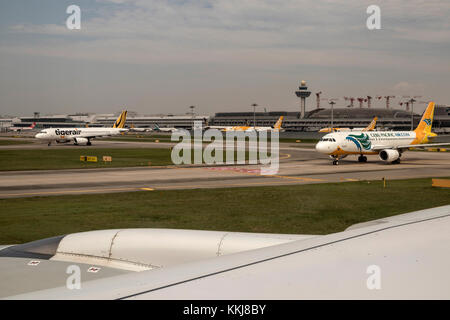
0 137 449 198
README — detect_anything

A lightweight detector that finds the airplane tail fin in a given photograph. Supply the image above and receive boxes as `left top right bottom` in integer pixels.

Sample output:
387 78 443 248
414 102 435 133
413 102 437 144
30 122 36 129
273 116 284 130
362 117 378 131
113 110 127 128
319 127 337 133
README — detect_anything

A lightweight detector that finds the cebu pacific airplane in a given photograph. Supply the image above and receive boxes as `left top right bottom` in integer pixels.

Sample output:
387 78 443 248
209 116 284 132
315 102 450 165
35 110 128 146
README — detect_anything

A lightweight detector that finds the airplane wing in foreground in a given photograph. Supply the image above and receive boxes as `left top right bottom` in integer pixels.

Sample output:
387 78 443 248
2 205 450 299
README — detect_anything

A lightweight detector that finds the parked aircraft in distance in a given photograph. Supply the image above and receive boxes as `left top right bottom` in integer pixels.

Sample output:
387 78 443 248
208 116 284 132
129 123 153 132
153 124 179 133
319 116 378 133
8 122 36 132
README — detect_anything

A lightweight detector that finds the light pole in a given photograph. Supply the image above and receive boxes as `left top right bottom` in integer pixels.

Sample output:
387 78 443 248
251 103 258 129
409 98 416 130
329 100 336 131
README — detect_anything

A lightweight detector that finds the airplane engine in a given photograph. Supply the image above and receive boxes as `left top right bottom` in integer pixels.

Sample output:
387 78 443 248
73 137 89 145
379 149 400 163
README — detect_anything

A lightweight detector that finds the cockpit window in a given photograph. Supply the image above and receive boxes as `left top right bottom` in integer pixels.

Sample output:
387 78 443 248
320 137 336 142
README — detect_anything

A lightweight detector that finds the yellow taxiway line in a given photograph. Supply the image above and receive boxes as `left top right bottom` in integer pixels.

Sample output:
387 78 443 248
2 187 154 197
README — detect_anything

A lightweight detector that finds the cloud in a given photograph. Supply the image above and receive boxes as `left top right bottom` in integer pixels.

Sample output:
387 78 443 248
393 81 425 95
1 0 449 115
2 0 447 73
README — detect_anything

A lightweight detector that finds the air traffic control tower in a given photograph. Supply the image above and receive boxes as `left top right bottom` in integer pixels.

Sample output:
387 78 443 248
295 80 311 119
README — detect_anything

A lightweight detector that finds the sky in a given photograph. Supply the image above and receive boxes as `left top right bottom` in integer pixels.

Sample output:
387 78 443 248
0 0 449 116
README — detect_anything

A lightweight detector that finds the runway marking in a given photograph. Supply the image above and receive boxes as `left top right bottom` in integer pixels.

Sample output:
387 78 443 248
153 179 306 190
279 153 291 160
206 167 261 174
269 175 325 182
0 174 329 198
204 161 326 183
1 187 141 197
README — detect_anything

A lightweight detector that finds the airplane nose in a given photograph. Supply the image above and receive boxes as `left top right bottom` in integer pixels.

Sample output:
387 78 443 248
35 133 43 139
315 142 327 153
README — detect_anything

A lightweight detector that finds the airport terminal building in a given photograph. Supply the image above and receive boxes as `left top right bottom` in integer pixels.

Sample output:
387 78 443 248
6 105 450 133
211 105 450 132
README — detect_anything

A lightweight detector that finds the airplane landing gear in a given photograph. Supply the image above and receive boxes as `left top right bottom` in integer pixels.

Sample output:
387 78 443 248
330 155 340 165
392 158 401 164
47 142 51 146
358 155 367 163
87 140 92 146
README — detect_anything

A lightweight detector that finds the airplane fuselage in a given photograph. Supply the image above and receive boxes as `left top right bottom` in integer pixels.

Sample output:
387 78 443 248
315 131 419 156
206 126 282 132
223 126 279 132
35 127 128 144
154 128 178 133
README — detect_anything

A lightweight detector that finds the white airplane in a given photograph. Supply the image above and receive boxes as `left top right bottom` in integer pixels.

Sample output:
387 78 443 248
8 122 37 132
208 116 284 132
129 123 153 132
153 123 179 133
318 116 378 133
1 205 450 299
35 111 128 146
315 102 450 165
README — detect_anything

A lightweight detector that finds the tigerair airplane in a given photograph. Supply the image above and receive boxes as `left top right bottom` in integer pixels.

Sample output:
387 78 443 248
318 117 378 133
208 116 284 132
35 110 128 146
315 102 450 165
